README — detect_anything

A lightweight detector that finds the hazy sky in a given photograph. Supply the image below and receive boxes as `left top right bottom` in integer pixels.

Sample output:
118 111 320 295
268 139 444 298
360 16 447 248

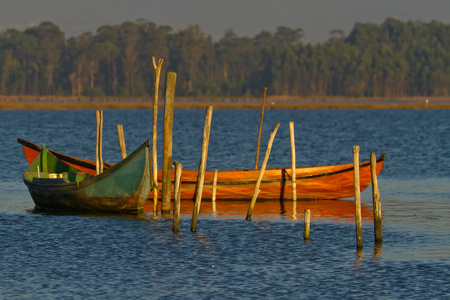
1 0 449 44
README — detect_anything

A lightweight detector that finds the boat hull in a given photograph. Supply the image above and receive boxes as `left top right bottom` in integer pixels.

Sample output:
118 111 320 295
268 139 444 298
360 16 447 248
155 157 384 201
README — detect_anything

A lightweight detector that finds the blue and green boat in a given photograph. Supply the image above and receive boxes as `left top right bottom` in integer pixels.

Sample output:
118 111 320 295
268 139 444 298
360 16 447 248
23 140 151 214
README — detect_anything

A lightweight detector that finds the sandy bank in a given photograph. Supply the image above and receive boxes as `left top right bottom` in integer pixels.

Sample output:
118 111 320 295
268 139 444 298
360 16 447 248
1 96 449 110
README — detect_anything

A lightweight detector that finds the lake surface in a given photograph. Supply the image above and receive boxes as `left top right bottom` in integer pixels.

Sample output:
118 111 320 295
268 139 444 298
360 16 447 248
1 109 449 299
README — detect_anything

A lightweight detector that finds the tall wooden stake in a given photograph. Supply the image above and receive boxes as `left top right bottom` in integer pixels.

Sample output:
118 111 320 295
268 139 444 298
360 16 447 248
95 110 103 175
172 161 182 232
191 106 213 232
116 124 127 159
353 145 363 249
152 57 163 213
162 72 176 215
254 87 267 169
289 122 297 201
371 150 383 242
99 112 103 173
246 123 280 221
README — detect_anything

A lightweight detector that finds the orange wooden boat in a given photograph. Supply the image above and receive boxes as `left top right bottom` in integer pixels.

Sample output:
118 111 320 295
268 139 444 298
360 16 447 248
18 138 385 201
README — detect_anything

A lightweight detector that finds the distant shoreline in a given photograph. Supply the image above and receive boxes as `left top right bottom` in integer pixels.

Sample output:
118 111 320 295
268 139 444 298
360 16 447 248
1 96 449 110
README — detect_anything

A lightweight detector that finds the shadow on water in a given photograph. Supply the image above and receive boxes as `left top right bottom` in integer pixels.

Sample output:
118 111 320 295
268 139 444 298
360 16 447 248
27 206 154 220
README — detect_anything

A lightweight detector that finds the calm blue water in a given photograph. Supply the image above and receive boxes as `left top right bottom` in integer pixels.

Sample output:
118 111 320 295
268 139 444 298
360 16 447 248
1 109 449 299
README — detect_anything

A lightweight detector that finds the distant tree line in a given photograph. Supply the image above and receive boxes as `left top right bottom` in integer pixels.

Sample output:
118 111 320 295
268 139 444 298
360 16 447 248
0 18 448 98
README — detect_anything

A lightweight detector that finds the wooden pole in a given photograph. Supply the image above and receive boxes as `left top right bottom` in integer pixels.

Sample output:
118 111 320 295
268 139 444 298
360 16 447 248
96 111 99 175
254 87 267 169
116 124 127 160
212 169 218 212
99 111 103 173
95 110 103 175
152 57 163 213
172 161 182 232
191 106 213 232
100 111 103 173
371 150 383 242
353 145 363 249
304 209 310 240
162 72 176 214
289 122 297 201
246 123 280 221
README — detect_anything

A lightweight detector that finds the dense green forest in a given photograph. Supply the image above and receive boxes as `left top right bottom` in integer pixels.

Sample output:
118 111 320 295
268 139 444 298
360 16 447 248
0 18 448 98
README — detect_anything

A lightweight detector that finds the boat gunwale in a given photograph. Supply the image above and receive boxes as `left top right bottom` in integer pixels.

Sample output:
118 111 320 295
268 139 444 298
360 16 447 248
18 138 113 170
19 138 385 186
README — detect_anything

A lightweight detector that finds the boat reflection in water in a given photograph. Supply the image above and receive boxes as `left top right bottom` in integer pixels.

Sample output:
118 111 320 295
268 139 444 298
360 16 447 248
143 199 374 222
